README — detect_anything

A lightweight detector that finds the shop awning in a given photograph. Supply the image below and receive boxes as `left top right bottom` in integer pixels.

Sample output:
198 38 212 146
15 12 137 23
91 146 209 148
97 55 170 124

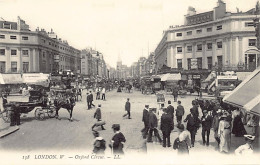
23 73 50 87
0 74 23 84
223 67 260 116
160 73 181 81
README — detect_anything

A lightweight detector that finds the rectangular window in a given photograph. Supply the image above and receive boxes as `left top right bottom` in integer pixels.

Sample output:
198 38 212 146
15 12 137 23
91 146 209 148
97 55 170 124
196 29 202 34
22 50 29 56
42 52 45 58
177 47 182 53
187 31 192 35
187 58 191 70
245 22 254 27
177 59 182 69
217 56 223 68
3 23 11 29
197 57 202 69
187 46 192 52
41 39 45 43
207 27 212 32
249 39 256 46
0 61 6 73
0 49 5 55
11 61 17 72
217 41 222 49
207 57 212 70
22 36 28 40
11 49 17 55
207 43 212 50
216 25 222 30
176 33 182 37
23 62 29 73
197 44 202 51
42 60 46 72
10 36 17 40
0 35 5 39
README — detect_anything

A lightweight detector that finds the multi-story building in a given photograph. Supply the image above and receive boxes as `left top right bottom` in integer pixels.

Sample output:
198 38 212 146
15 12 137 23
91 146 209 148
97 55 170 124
138 57 147 76
155 0 260 73
144 52 155 75
81 49 93 76
0 17 81 74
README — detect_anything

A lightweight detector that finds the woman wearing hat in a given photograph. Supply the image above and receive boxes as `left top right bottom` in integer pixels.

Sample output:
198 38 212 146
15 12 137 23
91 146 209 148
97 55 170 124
235 135 255 155
173 124 191 155
218 113 231 153
92 104 106 130
232 108 247 137
109 124 126 155
92 131 106 155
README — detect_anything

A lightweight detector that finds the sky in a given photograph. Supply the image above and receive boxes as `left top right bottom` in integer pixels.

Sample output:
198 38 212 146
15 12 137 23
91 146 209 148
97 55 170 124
0 0 258 68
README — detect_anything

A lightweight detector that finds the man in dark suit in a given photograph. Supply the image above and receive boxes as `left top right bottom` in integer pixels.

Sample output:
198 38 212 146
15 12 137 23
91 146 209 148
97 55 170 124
89 91 95 108
141 105 149 139
201 110 212 146
176 100 185 126
147 108 162 143
184 109 200 147
160 108 173 147
86 92 90 109
166 100 174 128
190 100 199 118
123 98 131 119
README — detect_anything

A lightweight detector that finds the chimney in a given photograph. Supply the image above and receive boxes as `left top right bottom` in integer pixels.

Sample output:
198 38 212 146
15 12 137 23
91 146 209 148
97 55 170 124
187 6 196 16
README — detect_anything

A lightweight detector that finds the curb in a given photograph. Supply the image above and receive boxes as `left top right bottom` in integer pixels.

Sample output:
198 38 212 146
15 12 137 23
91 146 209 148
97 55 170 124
0 126 19 138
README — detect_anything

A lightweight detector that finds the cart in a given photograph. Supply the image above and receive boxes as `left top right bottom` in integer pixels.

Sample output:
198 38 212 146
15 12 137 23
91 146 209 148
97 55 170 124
0 100 56 123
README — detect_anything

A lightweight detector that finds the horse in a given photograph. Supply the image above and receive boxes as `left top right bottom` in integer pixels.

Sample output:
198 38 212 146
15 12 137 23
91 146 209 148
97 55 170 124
54 95 76 121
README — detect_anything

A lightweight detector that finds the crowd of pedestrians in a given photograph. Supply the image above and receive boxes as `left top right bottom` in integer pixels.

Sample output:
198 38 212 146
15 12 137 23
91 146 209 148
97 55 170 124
140 98 258 155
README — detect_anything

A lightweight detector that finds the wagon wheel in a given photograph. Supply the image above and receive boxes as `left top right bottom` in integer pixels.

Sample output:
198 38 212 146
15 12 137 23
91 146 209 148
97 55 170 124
47 106 56 118
0 110 11 123
34 108 45 120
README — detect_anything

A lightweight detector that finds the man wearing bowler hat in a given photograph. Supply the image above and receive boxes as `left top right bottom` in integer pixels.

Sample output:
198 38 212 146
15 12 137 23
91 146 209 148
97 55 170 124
201 110 212 146
141 105 150 139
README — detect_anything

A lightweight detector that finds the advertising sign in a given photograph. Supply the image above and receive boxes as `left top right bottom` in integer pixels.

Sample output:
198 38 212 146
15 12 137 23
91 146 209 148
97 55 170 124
191 58 198 69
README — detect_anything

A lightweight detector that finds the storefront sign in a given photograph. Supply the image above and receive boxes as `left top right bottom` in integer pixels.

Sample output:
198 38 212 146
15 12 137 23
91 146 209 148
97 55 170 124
193 75 201 79
191 59 198 69
54 55 60 62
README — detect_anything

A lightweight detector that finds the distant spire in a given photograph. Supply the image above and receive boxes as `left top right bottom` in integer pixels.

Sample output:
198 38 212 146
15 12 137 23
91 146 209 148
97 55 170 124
118 54 122 62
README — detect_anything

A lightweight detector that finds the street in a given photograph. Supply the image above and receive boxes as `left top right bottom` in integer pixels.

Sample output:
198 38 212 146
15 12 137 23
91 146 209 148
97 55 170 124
0 89 256 157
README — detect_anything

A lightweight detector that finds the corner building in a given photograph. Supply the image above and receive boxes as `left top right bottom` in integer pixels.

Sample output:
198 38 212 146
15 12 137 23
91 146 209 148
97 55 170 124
0 17 81 74
155 0 260 72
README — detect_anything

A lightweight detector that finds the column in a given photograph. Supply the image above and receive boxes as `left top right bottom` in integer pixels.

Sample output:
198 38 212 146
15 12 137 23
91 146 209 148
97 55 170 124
172 45 176 68
18 47 22 73
212 39 217 65
192 42 196 59
6 46 10 73
202 41 206 69
222 38 227 68
227 38 231 66
231 37 236 66
224 38 229 67
35 48 40 72
183 43 187 70
238 36 243 63
30 48 33 72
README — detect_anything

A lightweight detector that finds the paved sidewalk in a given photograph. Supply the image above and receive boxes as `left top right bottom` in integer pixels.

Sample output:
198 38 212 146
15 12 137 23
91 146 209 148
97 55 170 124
0 117 19 138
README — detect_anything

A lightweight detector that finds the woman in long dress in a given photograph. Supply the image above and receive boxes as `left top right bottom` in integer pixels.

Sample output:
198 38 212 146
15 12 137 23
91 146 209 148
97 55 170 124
232 109 247 137
218 114 231 153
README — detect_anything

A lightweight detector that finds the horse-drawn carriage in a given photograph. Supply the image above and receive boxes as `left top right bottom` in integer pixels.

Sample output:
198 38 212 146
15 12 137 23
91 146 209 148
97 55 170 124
0 98 56 123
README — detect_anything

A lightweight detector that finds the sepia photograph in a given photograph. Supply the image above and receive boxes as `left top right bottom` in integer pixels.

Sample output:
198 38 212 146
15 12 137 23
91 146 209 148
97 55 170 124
0 0 260 164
